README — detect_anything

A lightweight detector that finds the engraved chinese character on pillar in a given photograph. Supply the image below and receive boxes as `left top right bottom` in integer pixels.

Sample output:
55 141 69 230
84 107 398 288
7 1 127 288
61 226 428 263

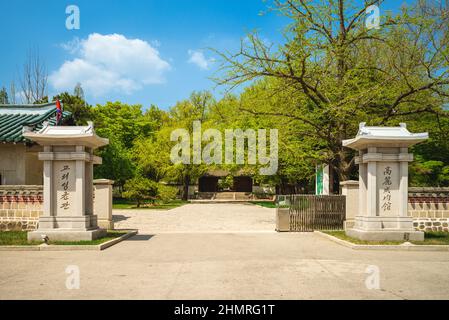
55 161 76 216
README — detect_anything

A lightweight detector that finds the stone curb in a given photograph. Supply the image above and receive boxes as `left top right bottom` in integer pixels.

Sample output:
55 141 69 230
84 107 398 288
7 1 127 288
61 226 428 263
0 230 138 251
98 230 138 250
315 231 449 251
0 245 40 251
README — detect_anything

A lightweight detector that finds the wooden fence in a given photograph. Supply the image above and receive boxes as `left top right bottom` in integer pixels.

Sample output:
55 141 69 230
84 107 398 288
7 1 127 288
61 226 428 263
276 195 346 231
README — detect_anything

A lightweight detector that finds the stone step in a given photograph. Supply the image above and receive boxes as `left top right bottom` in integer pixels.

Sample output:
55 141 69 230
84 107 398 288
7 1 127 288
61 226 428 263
214 192 235 200
195 192 254 201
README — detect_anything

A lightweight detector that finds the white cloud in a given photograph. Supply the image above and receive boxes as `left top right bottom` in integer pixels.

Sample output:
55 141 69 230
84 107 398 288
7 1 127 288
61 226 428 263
187 49 214 70
50 33 171 97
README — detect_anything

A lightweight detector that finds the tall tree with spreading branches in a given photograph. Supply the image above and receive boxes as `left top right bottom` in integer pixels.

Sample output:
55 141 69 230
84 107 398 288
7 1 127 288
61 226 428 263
214 0 449 192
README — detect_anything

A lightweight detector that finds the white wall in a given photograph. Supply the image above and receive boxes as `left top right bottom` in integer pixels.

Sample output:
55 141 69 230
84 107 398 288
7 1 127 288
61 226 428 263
0 144 43 185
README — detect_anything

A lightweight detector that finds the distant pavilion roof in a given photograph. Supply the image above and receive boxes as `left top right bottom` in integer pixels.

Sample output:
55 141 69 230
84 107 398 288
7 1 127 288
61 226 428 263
0 102 71 144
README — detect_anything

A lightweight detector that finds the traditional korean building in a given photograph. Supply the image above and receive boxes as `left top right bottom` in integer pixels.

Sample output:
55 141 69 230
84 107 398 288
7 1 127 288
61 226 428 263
0 102 71 185
198 169 253 193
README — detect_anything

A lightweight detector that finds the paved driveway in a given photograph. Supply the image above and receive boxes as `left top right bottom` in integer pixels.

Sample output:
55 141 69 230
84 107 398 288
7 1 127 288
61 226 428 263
1 203 449 299
113 203 276 233
1 232 449 299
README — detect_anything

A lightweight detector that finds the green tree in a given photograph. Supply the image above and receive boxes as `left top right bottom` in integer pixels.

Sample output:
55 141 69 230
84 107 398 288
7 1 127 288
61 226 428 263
123 176 159 207
92 102 166 191
131 92 213 200
33 96 49 104
157 184 179 202
0 87 9 104
410 159 449 187
409 114 449 186
215 0 449 192
94 140 135 190
92 102 156 147
165 91 215 200
53 92 91 125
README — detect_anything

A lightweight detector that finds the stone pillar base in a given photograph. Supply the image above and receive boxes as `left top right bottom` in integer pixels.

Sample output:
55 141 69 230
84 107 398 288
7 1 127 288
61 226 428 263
276 208 290 232
346 228 424 241
354 215 415 230
28 228 106 242
98 219 114 230
348 215 424 241
37 215 98 230
344 219 355 230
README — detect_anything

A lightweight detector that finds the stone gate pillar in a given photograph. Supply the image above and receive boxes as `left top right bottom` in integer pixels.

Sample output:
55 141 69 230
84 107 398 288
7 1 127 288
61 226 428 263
342 122 428 241
24 122 109 241
93 179 114 230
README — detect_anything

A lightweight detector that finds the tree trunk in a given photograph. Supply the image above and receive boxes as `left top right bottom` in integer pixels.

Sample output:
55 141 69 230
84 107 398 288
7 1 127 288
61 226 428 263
332 144 357 194
182 175 190 201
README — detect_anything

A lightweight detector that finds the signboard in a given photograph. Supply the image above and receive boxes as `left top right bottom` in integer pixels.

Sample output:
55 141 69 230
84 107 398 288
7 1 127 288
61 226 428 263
315 164 329 195
377 162 399 216
54 161 76 216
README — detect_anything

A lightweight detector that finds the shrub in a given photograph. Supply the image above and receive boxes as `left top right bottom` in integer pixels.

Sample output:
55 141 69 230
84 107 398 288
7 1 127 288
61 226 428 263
218 175 233 190
157 184 178 203
123 176 158 207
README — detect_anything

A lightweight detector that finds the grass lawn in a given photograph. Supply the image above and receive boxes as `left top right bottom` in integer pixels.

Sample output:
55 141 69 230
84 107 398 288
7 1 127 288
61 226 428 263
0 231 41 246
0 230 127 246
250 201 277 208
113 198 187 210
324 230 449 245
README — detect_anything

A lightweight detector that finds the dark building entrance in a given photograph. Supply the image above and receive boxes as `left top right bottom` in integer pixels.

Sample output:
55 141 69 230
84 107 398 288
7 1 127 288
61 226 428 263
198 176 218 192
233 176 253 192
199 175 253 193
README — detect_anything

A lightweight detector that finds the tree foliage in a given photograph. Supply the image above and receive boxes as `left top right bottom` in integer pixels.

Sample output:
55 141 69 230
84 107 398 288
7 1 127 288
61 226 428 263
0 87 8 104
90 102 162 189
53 92 91 125
4 0 448 196
213 0 449 191
123 176 159 207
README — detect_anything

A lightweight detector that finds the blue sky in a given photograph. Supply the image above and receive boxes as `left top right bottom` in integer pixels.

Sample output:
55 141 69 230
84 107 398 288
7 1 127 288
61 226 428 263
0 0 409 110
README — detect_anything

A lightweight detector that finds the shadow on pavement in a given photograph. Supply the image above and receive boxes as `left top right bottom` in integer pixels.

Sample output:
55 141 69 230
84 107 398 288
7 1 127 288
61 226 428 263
113 215 130 222
126 234 154 241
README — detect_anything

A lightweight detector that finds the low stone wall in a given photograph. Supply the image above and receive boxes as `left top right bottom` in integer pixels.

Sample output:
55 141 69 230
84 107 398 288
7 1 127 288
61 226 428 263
0 183 113 232
409 187 449 232
0 185 43 231
413 219 449 232
341 182 449 232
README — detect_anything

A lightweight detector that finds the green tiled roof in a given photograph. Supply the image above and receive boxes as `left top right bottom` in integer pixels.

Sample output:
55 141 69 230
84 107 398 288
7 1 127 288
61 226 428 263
0 102 71 143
